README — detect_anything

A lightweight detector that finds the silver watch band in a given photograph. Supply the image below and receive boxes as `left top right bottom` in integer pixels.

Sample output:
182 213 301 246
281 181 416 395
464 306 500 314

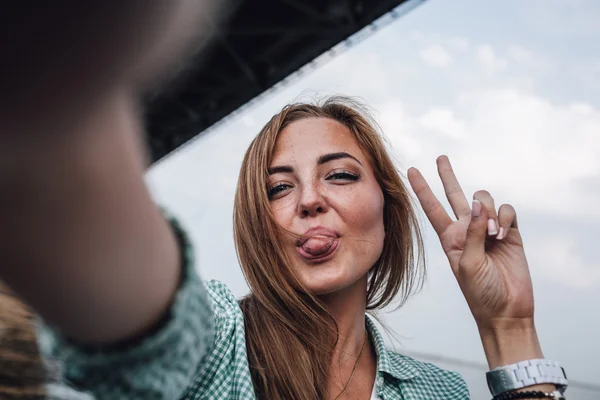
486 359 568 396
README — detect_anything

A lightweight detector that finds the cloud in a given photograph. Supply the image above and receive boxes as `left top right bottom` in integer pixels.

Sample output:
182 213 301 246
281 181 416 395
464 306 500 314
572 59 600 89
410 31 469 52
449 37 470 51
528 234 600 287
507 45 552 70
375 88 600 287
524 0 600 37
418 107 466 139
292 48 420 100
476 44 507 73
419 44 453 68
241 115 257 128
449 89 600 219
378 87 600 221
377 99 423 163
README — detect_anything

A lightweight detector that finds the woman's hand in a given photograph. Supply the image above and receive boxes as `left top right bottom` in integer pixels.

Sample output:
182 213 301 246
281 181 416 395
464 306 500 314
408 156 544 369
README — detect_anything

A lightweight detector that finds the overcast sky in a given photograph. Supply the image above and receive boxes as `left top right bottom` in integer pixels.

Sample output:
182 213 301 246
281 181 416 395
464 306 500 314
147 0 600 397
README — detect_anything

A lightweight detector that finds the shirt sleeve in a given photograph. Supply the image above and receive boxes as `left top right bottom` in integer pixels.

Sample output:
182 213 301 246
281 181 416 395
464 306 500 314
37 215 215 400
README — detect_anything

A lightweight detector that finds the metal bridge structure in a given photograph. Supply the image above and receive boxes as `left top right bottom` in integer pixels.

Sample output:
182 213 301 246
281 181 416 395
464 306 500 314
144 0 425 162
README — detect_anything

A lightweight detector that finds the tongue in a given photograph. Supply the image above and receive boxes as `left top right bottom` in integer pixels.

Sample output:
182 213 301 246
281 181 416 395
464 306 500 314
301 236 334 256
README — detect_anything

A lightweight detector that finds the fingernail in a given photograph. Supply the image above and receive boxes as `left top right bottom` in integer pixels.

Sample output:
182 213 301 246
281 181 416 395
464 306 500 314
472 200 481 217
497 227 505 240
487 219 498 235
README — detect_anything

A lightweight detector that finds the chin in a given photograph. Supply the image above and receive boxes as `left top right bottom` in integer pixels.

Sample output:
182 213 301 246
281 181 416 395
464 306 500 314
294 261 366 296
304 280 349 296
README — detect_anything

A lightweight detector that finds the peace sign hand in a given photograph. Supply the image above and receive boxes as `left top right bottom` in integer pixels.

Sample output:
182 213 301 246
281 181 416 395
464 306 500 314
408 156 534 331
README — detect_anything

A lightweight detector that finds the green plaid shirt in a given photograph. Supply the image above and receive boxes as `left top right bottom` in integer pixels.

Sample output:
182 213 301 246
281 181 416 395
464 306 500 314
194 281 470 400
39 219 470 399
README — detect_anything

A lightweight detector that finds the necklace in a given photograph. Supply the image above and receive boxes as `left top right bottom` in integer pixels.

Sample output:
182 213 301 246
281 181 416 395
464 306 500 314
333 331 368 400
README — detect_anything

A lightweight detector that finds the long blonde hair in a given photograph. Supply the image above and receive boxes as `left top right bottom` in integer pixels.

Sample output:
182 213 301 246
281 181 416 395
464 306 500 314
234 96 425 399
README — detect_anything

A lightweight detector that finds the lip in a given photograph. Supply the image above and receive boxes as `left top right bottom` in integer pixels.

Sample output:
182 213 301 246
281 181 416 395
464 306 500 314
296 239 339 263
296 226 341 247
295 226 341 263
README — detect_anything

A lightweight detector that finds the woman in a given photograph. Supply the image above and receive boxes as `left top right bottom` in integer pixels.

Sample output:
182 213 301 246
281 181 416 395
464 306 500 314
29 100 568 399
1 2 567 400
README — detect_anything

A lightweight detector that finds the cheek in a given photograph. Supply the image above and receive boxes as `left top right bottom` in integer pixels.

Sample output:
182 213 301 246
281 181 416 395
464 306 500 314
343 187 385 233
360 191 386 264
269 196 298 228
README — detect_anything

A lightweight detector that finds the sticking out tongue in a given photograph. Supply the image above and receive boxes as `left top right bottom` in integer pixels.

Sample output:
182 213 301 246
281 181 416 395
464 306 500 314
301 236 335 256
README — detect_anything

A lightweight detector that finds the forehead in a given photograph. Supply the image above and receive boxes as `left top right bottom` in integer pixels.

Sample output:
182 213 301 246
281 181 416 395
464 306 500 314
271 117 366 164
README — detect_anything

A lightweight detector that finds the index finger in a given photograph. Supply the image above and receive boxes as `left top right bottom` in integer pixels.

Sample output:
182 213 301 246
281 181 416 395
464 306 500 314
437 155 471 220
408 167 453 236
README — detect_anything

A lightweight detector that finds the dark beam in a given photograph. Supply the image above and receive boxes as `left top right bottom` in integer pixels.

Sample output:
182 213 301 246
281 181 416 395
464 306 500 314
228 26 342 36
144 0 424 162
218 35 264 89
279 0 341 24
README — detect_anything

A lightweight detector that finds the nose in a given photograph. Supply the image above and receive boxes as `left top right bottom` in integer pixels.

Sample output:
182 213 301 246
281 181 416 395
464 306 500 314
298 182 328 218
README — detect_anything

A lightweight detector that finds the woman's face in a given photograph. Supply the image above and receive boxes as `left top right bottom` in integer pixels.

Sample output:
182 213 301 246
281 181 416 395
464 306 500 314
268 117 386 295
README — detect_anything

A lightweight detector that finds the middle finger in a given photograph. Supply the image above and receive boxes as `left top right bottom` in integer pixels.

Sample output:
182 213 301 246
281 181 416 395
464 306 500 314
437 156 471 220
473 189 499 236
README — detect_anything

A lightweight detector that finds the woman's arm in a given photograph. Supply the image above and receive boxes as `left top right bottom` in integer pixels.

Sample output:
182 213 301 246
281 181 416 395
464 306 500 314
409 156 561 397
1 93 181 345
0 1 219 345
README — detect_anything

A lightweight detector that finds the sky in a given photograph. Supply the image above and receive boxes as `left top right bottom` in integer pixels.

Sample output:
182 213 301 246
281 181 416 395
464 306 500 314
147 0 600 397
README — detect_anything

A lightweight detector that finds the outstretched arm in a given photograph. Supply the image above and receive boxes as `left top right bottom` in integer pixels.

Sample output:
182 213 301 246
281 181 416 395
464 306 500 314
0 1 219 345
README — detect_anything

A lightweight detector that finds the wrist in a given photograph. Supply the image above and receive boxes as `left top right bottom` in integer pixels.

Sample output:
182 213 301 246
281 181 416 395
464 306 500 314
478 318 543 369
480 319 559 395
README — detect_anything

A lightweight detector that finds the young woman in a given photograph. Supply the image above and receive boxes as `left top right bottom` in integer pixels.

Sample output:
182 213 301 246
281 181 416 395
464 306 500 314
1 2 567 399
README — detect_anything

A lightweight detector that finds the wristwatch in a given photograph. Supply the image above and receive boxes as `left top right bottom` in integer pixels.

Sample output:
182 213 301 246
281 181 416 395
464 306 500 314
486 359 568 396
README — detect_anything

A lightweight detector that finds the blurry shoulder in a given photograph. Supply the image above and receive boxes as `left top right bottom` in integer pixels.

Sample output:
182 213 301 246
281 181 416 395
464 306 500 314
204 280 245 328
205 280 239 309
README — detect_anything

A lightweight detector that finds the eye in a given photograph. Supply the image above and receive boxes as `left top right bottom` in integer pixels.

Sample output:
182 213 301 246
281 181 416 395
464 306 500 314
326 170 360 181
267 183 292 199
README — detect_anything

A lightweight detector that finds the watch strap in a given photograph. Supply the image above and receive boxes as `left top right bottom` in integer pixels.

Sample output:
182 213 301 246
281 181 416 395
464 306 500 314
486 359 567 396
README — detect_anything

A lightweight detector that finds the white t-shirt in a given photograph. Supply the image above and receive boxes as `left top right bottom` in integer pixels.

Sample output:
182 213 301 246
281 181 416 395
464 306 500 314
370 383 380 399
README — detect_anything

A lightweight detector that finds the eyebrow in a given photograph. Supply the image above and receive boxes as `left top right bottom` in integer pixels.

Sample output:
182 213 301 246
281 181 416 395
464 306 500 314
268 152 362 175
268 165 294 175
318 152 362 166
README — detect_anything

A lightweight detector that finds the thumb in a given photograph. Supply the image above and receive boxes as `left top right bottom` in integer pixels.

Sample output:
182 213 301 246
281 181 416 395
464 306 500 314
460 199 489 272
